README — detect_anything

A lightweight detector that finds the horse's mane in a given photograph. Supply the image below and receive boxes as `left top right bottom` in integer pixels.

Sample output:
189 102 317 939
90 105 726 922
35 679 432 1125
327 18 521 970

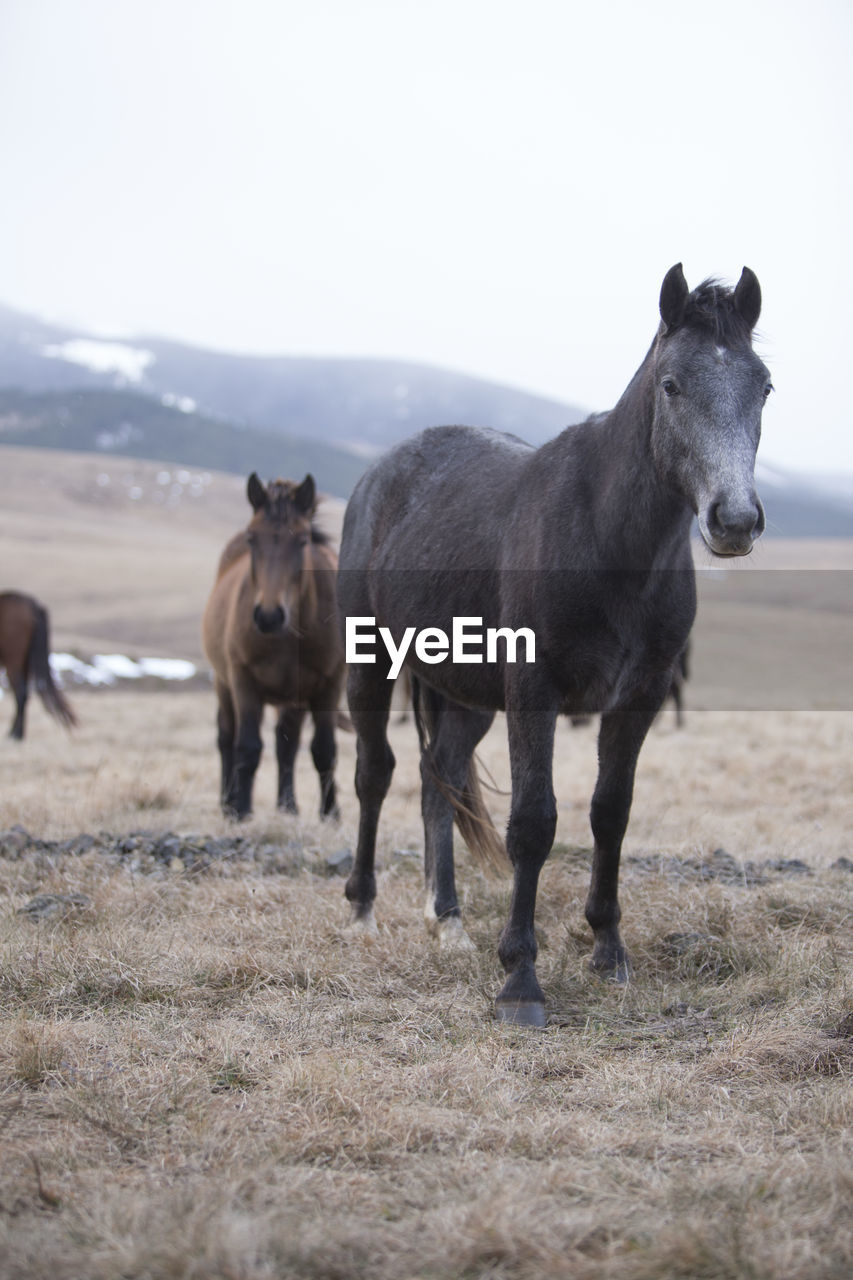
680 277 754 346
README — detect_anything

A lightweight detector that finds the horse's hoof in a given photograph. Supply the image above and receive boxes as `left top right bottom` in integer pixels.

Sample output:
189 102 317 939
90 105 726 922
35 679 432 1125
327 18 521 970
424 899 474 951
345 906 378 937
437 916 476 953
590 957 632 984
223 807 250 823
495 1000 547 1028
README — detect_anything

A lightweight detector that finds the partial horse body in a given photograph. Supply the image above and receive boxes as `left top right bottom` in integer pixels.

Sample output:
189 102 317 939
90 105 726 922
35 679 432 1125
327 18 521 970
0 591 76 739
202 474 345 820
338 264 770 1025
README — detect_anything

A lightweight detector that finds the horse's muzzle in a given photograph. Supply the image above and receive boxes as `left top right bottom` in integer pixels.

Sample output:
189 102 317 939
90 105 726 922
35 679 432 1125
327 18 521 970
699 492 766 557
253 603 286 634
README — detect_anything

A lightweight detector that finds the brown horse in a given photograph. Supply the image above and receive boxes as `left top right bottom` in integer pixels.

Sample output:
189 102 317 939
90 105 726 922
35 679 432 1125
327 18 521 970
0 591 77 739
202 473 345 820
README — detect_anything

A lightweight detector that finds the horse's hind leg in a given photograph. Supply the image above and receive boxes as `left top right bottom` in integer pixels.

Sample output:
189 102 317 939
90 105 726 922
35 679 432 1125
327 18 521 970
275 705 306 813
8 667 28 740
419 689 494 950
585 683 669 980
345 664 395 930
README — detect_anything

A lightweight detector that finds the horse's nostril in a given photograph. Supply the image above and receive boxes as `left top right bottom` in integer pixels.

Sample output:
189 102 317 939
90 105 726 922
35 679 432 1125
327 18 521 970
253 605 285 634
708 501 724 536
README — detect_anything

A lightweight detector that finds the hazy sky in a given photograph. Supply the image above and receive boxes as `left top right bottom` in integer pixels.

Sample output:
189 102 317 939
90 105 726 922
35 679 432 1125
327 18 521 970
1 0 851 475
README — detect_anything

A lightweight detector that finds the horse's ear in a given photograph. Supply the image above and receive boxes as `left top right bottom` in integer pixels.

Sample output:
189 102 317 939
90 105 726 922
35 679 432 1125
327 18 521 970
247 472 267 512
294 474 316 515
659 263 688 332
733 266 761 330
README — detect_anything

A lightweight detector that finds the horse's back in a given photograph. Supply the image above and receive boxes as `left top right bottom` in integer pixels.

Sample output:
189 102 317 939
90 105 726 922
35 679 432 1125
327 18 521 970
341 425 533 572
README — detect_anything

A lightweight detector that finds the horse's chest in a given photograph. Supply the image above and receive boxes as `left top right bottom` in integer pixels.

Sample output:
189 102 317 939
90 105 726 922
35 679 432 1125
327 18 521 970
237 640 327 703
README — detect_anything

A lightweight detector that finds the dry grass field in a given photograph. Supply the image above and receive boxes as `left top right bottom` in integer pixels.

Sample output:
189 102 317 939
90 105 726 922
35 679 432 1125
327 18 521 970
2 445 853 1278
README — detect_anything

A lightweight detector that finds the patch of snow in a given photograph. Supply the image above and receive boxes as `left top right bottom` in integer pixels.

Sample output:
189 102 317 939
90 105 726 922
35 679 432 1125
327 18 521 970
51 654 115 686
138 657 196 681
41 338 155 382
162 392 197 413
94 654 144 680
50 653 197 686
95 422 144 451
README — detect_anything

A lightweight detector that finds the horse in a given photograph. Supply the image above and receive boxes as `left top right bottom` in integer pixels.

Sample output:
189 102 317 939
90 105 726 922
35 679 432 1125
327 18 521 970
202 473 345 821
0 591 77 739
337 264 770 1026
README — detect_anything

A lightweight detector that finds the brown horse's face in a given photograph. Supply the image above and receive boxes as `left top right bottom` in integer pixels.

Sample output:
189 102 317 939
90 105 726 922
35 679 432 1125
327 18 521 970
246 472 316 635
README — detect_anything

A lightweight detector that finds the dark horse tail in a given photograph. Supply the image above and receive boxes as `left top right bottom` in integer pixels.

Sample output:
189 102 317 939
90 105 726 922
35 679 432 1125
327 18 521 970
28 604 77 730
410 674 509 875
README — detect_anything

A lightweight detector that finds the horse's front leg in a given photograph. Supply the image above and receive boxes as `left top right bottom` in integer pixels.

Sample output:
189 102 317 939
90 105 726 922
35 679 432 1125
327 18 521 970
214 678 236 804
275 705 306 813
586 681 670 980
224 674 264 820
496 677 560 1027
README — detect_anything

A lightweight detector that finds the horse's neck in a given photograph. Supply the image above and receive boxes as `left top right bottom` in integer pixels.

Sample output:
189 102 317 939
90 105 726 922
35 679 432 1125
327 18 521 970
577 357 692 567
216 531 250 580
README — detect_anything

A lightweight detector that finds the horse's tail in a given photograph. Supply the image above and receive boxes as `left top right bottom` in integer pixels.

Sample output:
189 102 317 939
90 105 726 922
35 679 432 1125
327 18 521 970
27 604 77 730
411 674 509 876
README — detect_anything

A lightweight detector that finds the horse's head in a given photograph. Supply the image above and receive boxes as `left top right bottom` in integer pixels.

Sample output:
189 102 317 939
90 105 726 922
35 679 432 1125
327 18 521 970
651 264 771 557
245 472 316 634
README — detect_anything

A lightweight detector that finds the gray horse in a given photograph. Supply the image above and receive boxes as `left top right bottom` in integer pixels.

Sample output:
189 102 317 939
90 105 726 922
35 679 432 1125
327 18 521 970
338 264 770 1025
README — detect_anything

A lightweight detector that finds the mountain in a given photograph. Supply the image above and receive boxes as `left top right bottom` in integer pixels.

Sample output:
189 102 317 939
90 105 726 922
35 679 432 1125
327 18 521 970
0 300 851 533
0 387 367 498
0 301 585 455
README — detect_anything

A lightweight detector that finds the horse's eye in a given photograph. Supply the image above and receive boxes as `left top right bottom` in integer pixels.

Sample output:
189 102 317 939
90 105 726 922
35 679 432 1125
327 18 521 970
662 378 679 398
763 382 774 398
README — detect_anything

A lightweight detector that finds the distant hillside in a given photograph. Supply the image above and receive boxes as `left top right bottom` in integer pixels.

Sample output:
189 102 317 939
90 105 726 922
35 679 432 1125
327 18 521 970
0 301 585 454
0 300 851 531
0 387 367 497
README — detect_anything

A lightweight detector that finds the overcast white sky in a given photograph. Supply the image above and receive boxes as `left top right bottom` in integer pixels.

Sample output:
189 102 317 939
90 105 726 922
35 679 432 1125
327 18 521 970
1 0 851 475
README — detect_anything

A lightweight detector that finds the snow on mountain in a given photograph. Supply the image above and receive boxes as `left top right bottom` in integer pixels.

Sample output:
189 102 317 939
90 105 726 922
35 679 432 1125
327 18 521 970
41 338 155 383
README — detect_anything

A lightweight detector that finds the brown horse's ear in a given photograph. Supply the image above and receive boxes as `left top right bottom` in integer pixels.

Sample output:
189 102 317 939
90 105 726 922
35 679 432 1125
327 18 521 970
293 474 316 515
247 472 267 512
733 266 761 330
659 262 688 332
